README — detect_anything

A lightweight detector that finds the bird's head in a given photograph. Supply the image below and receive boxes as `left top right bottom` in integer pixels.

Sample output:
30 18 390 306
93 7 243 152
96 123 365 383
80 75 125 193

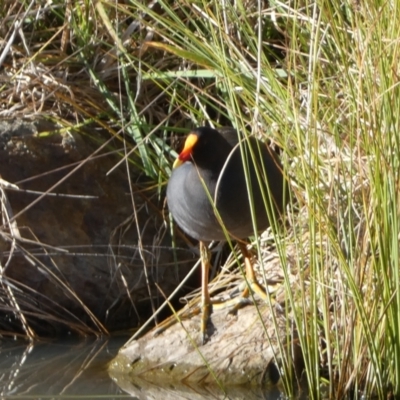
173 127 225 169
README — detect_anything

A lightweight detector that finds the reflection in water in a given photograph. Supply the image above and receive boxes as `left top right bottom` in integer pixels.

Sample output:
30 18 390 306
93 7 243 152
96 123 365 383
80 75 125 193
0 337 130 398
0 337 287 399
110 370 285 400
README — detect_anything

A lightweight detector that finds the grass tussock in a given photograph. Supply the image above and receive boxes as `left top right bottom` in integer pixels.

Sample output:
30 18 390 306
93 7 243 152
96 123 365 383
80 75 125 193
1 0 400 398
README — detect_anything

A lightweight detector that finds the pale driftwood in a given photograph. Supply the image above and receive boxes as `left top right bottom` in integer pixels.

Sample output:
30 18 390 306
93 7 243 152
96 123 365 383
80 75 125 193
109 299 303 393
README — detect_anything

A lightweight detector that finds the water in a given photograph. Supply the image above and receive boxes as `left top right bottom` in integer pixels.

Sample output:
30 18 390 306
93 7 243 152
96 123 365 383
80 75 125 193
0 336 130 399
0 337 286 399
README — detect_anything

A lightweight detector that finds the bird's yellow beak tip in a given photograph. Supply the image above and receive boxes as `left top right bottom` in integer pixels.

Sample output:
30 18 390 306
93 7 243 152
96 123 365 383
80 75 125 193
172 158 184 169
172 132 198 169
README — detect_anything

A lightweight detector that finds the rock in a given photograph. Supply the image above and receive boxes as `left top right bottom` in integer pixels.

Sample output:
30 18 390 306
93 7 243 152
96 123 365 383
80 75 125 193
109 299 303 391
0 119 195 336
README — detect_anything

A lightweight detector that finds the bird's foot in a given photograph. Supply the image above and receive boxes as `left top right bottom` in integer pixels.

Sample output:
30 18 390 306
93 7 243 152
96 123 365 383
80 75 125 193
152 285 272 343
200 298 230 344
152 299 217 342
210 280 275 317
200 302 212 345
247 280 269 302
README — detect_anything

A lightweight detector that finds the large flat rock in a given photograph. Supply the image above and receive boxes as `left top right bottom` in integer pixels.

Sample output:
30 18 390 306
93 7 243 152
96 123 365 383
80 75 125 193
109 298 303 392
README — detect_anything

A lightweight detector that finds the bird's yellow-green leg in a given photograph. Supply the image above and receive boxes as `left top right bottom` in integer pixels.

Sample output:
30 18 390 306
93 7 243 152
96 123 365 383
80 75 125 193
153 242 270 342
153 242 217 342
238 242 268 301
200 241 212 344
218 243 270 316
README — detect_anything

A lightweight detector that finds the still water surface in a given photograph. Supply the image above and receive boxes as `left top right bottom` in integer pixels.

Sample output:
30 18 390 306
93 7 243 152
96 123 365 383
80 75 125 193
0 337 286 399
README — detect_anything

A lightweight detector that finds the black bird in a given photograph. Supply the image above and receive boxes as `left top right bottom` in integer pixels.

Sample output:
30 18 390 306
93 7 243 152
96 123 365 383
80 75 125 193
167 127 288 342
